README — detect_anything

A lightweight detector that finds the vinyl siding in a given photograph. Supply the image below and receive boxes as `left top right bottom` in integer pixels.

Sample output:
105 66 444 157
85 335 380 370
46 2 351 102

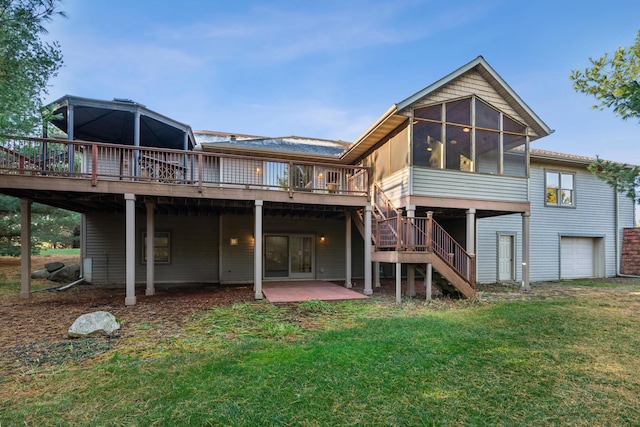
84 213 219 285
219 214 366 283
412 70 528 130
477 161 636 283
412 167 528 202
376 169 411 204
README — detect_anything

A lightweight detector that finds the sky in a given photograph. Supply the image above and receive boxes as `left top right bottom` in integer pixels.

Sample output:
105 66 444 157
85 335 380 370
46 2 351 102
44 0 639 167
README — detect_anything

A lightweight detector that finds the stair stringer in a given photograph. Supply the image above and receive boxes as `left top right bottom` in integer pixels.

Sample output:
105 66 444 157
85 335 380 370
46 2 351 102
372 251 475 299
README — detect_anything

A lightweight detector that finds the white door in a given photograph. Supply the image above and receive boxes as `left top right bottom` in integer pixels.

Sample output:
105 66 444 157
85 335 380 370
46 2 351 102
561 237 594 279
498 235 514 281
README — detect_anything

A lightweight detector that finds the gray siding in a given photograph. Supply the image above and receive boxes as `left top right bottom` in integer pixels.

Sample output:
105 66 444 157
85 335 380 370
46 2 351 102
84 213 219 285
477 161 636 283
219 214 366 283
412 168 528 202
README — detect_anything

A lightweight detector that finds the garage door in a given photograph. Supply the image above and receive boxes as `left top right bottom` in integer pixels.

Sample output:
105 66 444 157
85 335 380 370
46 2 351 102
560 237 594 279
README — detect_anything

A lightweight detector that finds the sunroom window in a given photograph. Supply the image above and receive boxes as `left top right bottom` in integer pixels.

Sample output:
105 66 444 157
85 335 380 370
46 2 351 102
412 97 528 177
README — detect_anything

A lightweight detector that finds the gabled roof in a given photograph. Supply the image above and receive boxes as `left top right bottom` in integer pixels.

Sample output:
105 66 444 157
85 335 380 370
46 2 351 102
340 56 553 164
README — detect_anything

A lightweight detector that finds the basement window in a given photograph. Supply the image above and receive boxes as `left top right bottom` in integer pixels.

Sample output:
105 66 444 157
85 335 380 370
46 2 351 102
142 231 171 264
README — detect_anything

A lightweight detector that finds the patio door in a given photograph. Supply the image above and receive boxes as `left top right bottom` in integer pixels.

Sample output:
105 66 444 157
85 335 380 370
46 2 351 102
264 235 314 279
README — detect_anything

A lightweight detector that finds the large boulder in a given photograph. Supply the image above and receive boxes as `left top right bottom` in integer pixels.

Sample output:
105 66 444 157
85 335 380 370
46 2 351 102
44 261 65 273
48 264 80 283
31 268 50 279
68 311 121 338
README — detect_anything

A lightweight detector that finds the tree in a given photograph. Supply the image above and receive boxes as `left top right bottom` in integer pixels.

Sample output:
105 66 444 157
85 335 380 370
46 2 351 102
0 0 65 136
0 195 80 256
570 31 640 203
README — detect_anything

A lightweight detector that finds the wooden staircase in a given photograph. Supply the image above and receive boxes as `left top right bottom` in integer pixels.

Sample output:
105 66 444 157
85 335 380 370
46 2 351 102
355 184 475 298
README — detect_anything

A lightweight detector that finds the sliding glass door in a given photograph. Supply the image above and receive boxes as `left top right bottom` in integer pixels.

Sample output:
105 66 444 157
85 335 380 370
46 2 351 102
264 235 314 279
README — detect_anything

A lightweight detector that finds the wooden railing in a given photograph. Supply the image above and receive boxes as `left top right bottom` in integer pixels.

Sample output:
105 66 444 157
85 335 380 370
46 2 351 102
370 184 474 286
0 136 370 197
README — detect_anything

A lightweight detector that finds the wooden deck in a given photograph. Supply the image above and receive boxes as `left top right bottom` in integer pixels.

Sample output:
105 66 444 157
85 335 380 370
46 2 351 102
262 281 369 303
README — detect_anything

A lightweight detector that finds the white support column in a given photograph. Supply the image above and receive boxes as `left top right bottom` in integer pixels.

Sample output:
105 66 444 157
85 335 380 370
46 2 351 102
408 265 416 297
67 104 75 174
254 200 263 300
364 204 373 295
406 205 415 249
145 201 155 296
125 193 137 306
133 110 141 176
374 261 381 288
466 208 476 255
395 262 402 304
345 213 352 288
521 211 530 290
425 263 433 301
19 199 32 299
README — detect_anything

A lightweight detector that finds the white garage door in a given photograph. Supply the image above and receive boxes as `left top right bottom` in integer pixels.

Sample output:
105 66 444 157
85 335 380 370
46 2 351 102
560 237 594 279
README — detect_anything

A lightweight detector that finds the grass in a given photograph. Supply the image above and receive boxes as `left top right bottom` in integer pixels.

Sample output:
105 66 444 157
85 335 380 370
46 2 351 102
38 248 80 256
2 290 640 425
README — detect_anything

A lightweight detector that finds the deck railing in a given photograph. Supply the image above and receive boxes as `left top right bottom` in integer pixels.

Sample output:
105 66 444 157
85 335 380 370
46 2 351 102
371 183 474 286
0 136 369 197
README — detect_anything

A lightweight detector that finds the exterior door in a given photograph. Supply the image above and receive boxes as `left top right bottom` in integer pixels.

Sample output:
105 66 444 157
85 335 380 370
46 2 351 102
264 234 314 279
289 235 314 278
498 235 514 281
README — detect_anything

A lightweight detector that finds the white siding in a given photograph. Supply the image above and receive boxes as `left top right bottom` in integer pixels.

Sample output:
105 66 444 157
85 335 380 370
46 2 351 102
477 160 636 283
376 169 410 205
412 168 528 202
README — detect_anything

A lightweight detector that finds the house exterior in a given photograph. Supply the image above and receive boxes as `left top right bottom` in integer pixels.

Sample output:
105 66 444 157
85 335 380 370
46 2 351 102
0 56 635 305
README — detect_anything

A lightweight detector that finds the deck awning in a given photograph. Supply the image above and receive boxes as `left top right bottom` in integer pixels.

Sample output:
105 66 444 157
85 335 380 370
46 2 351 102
47 95 196 150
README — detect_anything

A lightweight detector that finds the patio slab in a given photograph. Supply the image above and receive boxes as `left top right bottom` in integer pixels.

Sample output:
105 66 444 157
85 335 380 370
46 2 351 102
262 281 369 303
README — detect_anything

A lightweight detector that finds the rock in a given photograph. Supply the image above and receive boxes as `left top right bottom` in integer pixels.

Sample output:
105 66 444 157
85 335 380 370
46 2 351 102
31 268 50 279
68 311 121 338
44 261 65 273
48 264 80 283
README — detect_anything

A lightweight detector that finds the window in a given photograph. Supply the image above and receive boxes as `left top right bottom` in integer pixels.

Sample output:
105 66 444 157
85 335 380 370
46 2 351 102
412 96 528 176
142 231 171 264
545 171 575 207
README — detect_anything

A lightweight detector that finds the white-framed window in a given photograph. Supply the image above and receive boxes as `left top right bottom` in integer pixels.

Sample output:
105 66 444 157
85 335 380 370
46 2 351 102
545 171 575 207
142 231 171 264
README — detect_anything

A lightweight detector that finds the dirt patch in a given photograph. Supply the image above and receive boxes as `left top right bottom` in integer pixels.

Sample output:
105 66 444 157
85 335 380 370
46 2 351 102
2 255 640 380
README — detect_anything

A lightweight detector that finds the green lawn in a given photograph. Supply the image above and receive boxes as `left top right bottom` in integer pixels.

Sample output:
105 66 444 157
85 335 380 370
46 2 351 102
2 289 640 426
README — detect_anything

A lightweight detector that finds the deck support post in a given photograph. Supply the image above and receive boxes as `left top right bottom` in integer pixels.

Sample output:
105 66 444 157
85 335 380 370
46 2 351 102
425 263 432 301
374 261 381 288
254 200 264 300
345 213 352 288
145 201 155 296
406 205 415 248
407 265 416 297
19 199 32 299
67 104 75 174
363 204 373 295
466 208 476 255
521 211 530 290
125 193 137 306
395 262 402 304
